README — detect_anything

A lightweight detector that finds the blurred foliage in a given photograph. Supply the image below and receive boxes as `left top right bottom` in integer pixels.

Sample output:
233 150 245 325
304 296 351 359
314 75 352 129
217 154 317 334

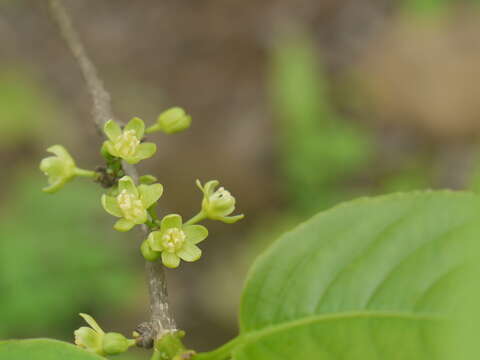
403 0 451 15
403 0 480 16
0 172 136 339
270 33 372 214
0 69 61 149
381 166 431 193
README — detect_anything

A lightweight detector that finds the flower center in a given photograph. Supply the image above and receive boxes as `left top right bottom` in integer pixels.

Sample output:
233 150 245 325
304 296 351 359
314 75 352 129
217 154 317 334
209 187 235 211
117 190 144 220
161 228 186 253
114 130 140 157
214 187 231 199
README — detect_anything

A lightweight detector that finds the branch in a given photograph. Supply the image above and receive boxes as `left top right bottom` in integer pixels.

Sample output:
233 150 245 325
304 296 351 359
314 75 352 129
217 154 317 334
48 0 177 343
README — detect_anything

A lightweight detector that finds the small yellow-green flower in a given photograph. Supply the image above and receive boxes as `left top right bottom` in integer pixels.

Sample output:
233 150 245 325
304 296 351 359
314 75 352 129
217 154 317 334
74 313 134 356
103 117 156 164
146 107 191 134
101 176 163 232
146 214 208 268
40 145 94 193
196 180 244 223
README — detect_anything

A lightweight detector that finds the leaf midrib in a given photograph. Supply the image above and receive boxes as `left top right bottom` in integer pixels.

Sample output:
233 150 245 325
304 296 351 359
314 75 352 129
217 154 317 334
242 310 442 342
197 310 444 360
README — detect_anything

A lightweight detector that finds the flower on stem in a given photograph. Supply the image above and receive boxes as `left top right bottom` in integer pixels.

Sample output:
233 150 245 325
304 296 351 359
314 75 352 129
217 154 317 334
146 214 208 268
146 107 191 134
103 117 156 164
74 313 135 356
39 145 95 193
101 176 163 232
196 179 244 223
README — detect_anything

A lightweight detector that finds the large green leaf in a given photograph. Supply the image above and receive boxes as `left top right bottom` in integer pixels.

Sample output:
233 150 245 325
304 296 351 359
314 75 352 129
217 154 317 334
0 339 105 359
197 191 480 359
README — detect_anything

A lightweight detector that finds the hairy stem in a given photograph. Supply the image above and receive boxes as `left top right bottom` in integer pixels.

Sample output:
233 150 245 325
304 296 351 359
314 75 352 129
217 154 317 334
48 0 176 341
48 0 113 129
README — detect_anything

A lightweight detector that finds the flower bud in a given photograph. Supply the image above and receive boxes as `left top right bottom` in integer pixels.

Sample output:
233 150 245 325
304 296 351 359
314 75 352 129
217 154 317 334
141 240 161 262
148 107 191 134
102 332 134 355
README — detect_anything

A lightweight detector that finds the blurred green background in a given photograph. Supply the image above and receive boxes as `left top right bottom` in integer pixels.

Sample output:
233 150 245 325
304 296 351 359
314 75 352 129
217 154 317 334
0 0 480 358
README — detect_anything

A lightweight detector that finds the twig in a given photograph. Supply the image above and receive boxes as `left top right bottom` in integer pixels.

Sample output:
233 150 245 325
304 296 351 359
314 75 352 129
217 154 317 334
48 0 177 343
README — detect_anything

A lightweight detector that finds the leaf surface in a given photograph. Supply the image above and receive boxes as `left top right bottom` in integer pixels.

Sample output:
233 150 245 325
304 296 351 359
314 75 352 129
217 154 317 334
0 339 105 360
198 191 480 359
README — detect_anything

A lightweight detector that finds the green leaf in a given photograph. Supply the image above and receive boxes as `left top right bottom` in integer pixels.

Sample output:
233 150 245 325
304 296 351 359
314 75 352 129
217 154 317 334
197 191 480 360
0 339 106 359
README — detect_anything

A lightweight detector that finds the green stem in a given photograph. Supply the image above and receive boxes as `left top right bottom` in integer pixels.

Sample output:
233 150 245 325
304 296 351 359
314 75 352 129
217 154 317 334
74 168 97 178
146 123 163 134
185 211 207 225
194 336 242 360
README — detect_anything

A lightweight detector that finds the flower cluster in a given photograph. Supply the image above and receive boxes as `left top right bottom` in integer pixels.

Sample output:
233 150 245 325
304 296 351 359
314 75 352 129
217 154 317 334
40 107 244 270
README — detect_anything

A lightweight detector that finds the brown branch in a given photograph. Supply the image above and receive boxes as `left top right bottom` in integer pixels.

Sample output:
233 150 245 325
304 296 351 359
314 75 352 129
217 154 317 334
48 0 177 343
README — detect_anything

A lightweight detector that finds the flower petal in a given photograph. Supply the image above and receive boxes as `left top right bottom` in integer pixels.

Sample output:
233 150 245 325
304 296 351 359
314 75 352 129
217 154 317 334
132 142 157 162
74 327 101 350
101 194 122 217
139 174 158 185
219 214 245 224
123 156 141 165
114 218 135 232
47 145 74 164
141 240 161 262
79 313 104 334
104 119 122 141
39 156 64 177
125 117 145 139
147 231 163 252
177 243 202 262
42 179 65 194
161 252 180 268
161 214 182 231
195 179 205 193
183 225 208 244
103 140 118 158
203 180 219 197
118 176 139 197
131 209 148 225
139 183 163 209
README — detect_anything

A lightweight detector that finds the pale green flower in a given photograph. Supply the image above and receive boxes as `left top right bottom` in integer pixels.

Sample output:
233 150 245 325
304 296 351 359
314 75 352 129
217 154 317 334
147 214 208 268
74 313 104 355
103 117 156 164
101 176 163 232
196 180 244 223
74 313 134 356
146 107 191 134
40 145 94 193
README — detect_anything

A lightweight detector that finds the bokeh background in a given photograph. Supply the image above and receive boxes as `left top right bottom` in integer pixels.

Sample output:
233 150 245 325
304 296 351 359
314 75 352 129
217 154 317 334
1 0 480 358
